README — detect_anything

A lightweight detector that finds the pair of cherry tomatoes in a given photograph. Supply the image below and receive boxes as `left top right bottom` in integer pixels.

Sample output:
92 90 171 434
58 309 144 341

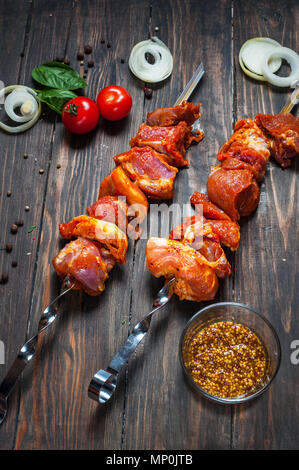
62 85 132 134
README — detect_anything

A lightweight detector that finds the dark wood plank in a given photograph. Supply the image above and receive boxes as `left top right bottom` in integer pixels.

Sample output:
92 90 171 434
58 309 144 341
232 0 299 450
123 0 234 450
12 0 150 450
0 0 69 448
0 0 298 451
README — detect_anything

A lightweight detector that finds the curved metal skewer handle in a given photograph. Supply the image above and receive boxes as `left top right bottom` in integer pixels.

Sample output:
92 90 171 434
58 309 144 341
0 281 73 425
88 278 175 404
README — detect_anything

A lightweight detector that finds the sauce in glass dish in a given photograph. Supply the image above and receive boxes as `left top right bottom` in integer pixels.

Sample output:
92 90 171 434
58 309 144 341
186 321 267 398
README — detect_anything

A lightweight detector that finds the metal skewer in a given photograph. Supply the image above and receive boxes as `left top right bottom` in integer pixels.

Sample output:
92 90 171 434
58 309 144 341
88 278 175 404
88 64 205 405
280 84 299 114
0 278 74 425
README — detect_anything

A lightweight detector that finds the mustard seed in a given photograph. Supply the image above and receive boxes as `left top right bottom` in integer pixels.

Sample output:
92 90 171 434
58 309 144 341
186 321 267 398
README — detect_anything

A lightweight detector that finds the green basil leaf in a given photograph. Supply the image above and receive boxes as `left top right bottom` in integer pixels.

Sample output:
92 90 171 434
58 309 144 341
32 61 88 90
37 89 77 114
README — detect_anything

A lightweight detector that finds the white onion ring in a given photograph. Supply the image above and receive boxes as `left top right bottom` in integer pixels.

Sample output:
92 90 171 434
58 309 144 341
0 85 41 133
239 37 282 81
129 36 173 83
4 89 38 122
261 47 299 88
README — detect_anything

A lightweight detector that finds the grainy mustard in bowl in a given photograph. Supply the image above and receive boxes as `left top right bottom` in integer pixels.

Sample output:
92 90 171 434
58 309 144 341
179 302 281 404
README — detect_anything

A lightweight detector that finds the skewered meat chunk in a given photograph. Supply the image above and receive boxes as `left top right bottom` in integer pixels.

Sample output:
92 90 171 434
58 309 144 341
207 166 260 221
219 118 271 162
146 100 201 127
58 215 128 264
86 195 128 233
190 191 240 250
98 166 149 227
129 121 203 168
114 146 178 199
146 237 219 301
218 119 271 180
52 237 109 296
190 191 231 220
218 119 271 182
255 113 299 168
169 215 231 278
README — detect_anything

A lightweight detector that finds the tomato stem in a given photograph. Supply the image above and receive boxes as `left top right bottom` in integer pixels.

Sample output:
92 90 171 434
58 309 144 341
64 102 82 116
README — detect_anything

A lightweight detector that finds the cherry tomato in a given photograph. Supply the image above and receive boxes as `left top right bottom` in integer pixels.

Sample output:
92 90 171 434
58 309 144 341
62 96 99 134
96 85 132 121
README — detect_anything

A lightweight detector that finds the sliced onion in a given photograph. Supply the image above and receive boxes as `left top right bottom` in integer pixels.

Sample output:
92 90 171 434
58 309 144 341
239 37 282 81
129 36 173 83
0 85 41 133
261 47 299 88
5 88 38 122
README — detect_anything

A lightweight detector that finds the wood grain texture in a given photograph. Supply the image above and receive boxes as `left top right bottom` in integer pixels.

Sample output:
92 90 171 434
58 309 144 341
123 0 233 450
11 0 150 450
0 0 298 450
232 0 299 450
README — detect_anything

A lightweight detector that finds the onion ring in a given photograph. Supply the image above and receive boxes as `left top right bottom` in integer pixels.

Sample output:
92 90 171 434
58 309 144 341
239 37 282 81
261 47 299 88
0 85 41 133
129 36 173 83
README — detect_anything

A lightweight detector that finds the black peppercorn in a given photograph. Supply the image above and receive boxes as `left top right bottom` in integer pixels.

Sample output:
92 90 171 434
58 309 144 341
5 243 13 253
11 224 18 234
0 273 9 284
77 50 84 61
87 59 94 68
144 87 153 99
12 260 18 268
84 44 92 54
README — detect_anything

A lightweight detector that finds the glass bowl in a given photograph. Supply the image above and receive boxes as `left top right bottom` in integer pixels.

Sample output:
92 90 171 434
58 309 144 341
179 302 281 405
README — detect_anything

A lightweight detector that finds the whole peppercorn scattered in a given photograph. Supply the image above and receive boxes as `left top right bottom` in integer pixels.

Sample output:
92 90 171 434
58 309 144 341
80 60 84 66
5 243 13 253
77 50 84 61
11 260 18 268
101 39 105 44
87 59 94 68
11 224 18 234
144 87 153 99
15 220 24 227
24 153 29 159
84 44 92 54
25 205 30 212
107 43 111 48
64 57 70 65
0 273 9 284
7 190 12 197
56 163 61 169
39 169 44 174
120 58 125 64
154 26 159 32
20 52 24 58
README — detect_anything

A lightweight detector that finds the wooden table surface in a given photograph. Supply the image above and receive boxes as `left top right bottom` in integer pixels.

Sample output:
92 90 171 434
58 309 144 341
0 0 298 450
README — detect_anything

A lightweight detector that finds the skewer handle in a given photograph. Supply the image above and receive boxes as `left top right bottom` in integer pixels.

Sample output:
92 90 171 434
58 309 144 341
0 281 73 425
